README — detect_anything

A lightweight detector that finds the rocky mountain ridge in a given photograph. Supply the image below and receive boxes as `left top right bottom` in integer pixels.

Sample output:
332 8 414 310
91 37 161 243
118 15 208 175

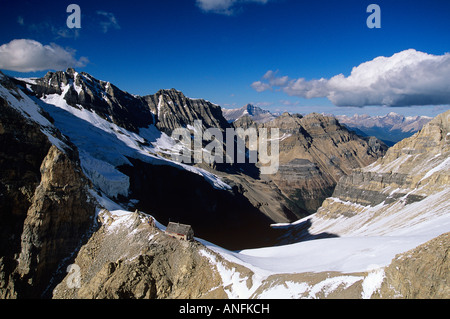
233 112 388 213
276 110 449 245
2 68 448 299
12 69 299 250
13 68 387 242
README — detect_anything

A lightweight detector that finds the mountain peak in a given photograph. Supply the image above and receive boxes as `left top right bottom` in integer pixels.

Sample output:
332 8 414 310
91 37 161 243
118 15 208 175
387 111 402 118
66 67 76 76
222 104 276 124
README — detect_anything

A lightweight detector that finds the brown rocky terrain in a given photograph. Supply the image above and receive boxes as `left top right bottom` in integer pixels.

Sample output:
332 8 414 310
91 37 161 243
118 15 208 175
376 232 449 299
53 210 228 299
0 73 97 298
315 109 449 223
233 112 388 214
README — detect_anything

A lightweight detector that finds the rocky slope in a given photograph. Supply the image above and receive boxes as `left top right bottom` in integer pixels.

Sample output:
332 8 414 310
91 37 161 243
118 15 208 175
51 206 450 300
376 232 449 299
0 72 97 298
52 210 228 299
233 112 388 214
317 109 449 223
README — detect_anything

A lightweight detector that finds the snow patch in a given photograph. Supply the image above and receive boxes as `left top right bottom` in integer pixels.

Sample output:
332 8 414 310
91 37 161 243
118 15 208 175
361 267 385 299
199 249 262 299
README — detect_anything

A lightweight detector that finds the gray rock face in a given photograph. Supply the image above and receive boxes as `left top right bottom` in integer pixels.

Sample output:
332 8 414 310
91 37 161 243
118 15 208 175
233 112 388 214
377 232 450 299
19 68 153 132
144 88 231 134
0 73 97 298
17 69 233 136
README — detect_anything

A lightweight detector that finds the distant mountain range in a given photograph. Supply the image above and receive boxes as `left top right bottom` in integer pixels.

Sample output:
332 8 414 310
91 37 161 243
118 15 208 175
335 112 433 146
223 104 432 146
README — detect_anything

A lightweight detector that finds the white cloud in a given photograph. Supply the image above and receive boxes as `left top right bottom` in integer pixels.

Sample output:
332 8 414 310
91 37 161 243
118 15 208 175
252 49 450 107
196 0 269 15
96 11 121 33
0 39 88 72
251 80 272 92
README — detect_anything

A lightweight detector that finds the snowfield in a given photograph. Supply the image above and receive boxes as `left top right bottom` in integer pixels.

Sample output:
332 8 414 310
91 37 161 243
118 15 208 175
27 82 231 197
95 179 448 299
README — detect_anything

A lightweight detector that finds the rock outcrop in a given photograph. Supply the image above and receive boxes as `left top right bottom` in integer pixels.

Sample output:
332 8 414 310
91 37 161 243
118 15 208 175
144 89 231 134
0 73 97 298
318 109 449 218
376 232 449 299
53 210 227 299
234 112 388 214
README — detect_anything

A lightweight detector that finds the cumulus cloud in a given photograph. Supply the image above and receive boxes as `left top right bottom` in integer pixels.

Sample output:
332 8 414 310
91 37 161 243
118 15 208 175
0 39 88 72
196 0 269 15
252 49 450 107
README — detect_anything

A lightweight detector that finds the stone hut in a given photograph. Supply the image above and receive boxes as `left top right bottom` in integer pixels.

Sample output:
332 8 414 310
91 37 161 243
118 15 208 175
165 222 194 241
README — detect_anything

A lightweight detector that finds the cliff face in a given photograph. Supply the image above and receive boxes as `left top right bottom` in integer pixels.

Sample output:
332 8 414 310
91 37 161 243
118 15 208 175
19 69 153 132
377 232 449 299
144 89 231 134
234 112 388 214
315 110 449 224
0 73 96 298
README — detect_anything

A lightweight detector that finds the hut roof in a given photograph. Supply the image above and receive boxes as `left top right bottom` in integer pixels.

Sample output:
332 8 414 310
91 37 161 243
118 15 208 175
166 222 193 235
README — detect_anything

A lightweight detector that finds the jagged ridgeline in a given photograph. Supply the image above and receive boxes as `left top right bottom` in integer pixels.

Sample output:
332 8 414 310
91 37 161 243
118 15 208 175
1 69 448 299
6 68 387 250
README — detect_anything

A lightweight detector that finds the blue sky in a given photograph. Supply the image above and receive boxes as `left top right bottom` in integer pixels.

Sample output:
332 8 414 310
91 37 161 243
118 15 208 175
1 0 450 117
